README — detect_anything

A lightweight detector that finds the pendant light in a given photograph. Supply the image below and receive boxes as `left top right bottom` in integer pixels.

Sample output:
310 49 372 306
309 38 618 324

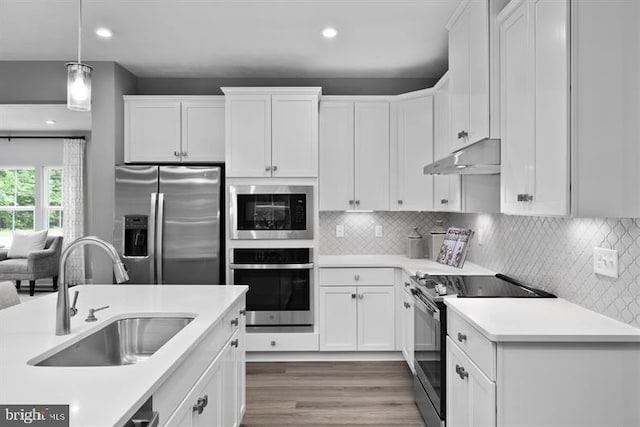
66 0 92 111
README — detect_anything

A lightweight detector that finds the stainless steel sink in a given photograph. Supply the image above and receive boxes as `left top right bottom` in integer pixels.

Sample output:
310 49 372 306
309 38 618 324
34 316 194 367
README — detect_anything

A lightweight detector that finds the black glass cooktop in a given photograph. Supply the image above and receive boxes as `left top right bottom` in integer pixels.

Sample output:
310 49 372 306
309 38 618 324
418 274 556 299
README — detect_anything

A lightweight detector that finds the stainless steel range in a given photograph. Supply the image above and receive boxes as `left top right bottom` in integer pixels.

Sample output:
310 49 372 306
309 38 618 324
410 273 555 426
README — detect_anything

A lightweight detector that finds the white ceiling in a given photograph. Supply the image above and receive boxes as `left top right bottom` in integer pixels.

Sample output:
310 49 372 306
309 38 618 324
0 104 91 132
0 0 459 78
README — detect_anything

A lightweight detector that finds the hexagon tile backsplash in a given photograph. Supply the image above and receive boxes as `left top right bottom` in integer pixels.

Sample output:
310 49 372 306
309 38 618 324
319 211 640 327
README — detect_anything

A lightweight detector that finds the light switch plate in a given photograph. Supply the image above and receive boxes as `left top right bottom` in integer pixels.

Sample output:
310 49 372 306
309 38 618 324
593 247 618 278
335 224 344 238
375 225 383 237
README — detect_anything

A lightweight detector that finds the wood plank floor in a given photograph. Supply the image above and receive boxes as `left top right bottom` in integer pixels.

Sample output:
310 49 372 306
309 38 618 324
241 361 425 427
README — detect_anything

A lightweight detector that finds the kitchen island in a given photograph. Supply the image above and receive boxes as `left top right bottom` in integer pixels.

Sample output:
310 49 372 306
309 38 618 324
0 284 247 427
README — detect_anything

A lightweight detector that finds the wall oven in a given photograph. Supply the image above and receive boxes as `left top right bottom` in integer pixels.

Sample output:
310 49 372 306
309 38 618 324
229 185 313 239
230 248 313 329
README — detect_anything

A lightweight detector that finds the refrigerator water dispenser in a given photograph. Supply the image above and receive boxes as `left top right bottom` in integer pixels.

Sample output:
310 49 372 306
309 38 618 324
124 215 148 257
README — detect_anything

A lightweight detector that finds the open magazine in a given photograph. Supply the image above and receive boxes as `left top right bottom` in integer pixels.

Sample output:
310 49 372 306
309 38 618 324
436 227 474 268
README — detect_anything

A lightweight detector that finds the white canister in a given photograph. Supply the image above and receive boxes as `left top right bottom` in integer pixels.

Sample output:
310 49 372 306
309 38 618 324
428 220 447 261
406 227 424 259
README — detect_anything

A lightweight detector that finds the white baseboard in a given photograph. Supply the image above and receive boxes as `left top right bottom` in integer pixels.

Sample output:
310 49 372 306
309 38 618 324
247 351 404 362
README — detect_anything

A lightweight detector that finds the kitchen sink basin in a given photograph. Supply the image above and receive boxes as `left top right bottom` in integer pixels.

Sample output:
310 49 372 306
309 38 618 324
33 316 194 367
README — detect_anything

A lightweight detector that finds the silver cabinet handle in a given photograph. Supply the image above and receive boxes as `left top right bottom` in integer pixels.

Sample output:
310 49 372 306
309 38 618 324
351 293 356 299
455 364 469 380
270 340 276 347
239 309 246 316
231 339 239 348
173 151 180 157
354 274 360 281
355 200 360 205
457 332 467 342
517 194 524 202
404 302 411 309
525 194 534 202
358 293 364 300
193 394 208 414
231 317 239 327
272 165 278 172
265 166 271 171
348 199 354 206
181 151 187 157
404 282 410 287
398 200 403 205
441 199 449 204
457 130 468 139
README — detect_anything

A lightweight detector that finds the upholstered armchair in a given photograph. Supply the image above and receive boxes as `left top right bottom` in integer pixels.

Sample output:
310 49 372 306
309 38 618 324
0 236 63 296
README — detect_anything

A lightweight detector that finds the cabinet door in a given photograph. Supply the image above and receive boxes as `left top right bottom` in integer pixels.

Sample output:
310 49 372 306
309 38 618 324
449 7 471 150
319 101 355 211
357 286 395 351
400 290 414 372
395 96 434 211
500 0 534 214
237 307 246 418
125 100 181 163
319 286 357 351
531 0 569 216
434 175 461 212
467 0 491 145
354 102 390 210
182 99 225 163
271 95 318 177
434 74 453 160
226 95 271 177
446 337 496 427
221 335 240 427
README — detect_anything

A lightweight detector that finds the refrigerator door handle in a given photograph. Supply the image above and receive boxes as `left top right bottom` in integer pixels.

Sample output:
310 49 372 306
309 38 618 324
156 193 165 285
149 193 158 284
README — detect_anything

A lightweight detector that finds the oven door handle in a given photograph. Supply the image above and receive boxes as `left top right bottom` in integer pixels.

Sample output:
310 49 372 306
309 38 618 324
412 291 440 321
229 263 314 270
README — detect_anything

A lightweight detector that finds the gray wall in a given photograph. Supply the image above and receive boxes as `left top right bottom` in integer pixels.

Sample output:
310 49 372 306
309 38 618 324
0 61 137 283
138 77 439 96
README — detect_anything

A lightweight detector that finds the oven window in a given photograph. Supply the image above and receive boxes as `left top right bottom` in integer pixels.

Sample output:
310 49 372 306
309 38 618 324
236 269 310 311
237 194 306 231
414 300 442 409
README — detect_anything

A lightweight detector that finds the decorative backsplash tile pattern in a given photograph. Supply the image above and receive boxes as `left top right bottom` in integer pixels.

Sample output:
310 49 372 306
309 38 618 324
319 211 640 327
319 211 447 255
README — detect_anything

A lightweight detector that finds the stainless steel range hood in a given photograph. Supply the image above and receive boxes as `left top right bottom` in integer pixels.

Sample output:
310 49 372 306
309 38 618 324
423 138 501 175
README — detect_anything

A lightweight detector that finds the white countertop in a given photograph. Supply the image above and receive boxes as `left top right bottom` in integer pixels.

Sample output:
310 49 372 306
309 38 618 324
318 254 496 276
445 297 640 342
0 284 247 427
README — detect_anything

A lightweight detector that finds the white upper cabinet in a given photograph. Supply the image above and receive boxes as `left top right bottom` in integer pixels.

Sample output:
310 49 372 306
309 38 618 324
125 96 225 163
499 0 569 216
222 87 320 178
432 73 462 212
319 98 390 211
393 91 434 211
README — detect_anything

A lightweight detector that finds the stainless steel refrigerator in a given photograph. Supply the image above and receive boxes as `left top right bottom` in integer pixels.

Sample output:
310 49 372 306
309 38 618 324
114 165 223 285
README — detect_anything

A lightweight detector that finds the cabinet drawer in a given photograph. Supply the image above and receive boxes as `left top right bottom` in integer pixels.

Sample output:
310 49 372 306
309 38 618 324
246 332 319 352
448 310 496 380
320 268 394 286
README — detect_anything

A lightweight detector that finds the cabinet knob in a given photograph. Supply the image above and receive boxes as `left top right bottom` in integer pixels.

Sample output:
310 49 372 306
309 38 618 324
231 339 239 348
397 200 403 205
193 394 209 414
457 332 467 342
525 194 534 202
457 130 468 139
265 166 271 172
404 302 411 309
351 293 357 299
404 282 410 287
441 199 449 204
358 293 364 300
517 194 524 202
230 317 239 327
173 151 180 157
455 364 469 380
181 151 187 157
354 274 360 281
348 200 354 206
239 309 246 316
270 340 276 347
272 165 278 172
355 200 360 205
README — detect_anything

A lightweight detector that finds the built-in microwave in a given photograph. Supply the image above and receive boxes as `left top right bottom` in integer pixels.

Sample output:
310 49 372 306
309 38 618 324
229 185 313 240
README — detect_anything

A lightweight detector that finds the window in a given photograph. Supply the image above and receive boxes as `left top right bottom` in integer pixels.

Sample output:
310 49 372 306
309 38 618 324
0 167 63 246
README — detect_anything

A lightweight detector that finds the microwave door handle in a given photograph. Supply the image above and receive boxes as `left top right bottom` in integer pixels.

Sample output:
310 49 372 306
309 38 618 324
228 263 314 270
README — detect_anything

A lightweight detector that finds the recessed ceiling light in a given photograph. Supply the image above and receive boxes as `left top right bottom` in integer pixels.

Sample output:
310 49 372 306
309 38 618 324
95 27 113 38
45 120 56 125
322 27 338 39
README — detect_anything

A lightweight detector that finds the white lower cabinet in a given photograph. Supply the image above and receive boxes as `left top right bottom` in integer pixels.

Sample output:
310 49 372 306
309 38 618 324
160 300 245 427
399 287 414 372
319 268 395 351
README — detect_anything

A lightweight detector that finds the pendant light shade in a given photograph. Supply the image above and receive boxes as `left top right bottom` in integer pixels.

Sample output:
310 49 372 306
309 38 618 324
66 62 92 111
67 0 92 111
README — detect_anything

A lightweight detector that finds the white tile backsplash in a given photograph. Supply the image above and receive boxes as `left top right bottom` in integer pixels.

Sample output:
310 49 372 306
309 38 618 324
319 211 640 327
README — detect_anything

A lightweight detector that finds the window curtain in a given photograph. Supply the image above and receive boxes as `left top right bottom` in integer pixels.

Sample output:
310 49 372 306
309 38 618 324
62 138 86 285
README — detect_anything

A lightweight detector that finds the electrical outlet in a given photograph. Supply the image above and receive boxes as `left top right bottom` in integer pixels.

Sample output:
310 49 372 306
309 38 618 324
335 224 344 238
593 247 618 278
375 225 383 237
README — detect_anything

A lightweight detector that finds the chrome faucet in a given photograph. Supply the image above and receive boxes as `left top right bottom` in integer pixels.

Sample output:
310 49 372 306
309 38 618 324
56 236 129 335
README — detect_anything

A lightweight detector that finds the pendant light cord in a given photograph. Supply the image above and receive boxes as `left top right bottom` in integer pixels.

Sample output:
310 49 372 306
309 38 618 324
77 0 82 64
